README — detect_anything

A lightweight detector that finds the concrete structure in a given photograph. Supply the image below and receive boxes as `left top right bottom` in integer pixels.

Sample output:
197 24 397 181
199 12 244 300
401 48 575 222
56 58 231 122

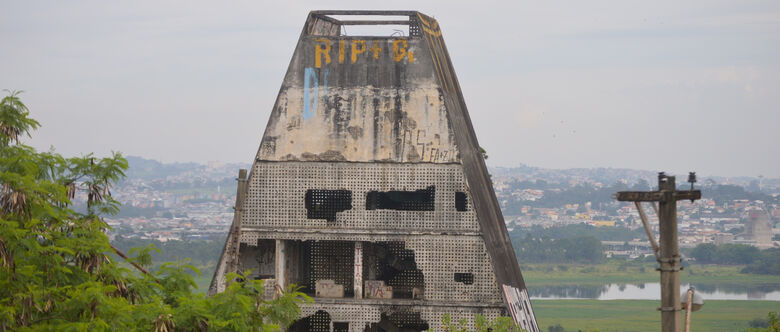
209 11 538 332
735 208 773 249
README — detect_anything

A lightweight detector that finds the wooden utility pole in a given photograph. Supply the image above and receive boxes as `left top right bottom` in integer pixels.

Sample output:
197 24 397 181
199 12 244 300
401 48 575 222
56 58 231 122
616 172 701 332
226 168 249 274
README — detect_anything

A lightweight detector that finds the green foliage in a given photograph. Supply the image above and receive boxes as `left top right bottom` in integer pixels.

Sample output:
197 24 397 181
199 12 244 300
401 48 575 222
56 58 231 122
750 316 771 329
704 184 777 205
113 237 225 267
741 248 780 275
433 313 526 332
0 90 40 146
743 312 780 332
0 92 308 331
689 243 760 265
690 243 717 263
547 323 564 332
479 147 488 160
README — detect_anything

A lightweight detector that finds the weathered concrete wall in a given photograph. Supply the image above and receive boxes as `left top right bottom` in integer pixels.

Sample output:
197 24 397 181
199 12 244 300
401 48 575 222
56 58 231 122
257 36 458 163
242 162 477 231
212 11 538 332
239 162 501 303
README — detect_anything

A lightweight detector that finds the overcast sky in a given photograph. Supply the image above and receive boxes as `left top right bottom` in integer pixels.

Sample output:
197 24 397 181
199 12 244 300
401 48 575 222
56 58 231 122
2 1 779 178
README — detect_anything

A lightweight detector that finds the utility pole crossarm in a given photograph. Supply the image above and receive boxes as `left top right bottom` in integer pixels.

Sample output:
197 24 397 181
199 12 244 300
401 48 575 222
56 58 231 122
616 190 701 202
614 172 701 332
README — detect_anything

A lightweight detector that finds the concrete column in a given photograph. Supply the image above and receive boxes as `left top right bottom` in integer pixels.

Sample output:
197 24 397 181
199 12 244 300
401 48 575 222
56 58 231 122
658 176 681 332
275 240 286 289
354 242 363 299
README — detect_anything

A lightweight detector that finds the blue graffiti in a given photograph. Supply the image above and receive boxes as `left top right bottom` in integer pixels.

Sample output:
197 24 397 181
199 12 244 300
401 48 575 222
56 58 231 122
303 67 318 120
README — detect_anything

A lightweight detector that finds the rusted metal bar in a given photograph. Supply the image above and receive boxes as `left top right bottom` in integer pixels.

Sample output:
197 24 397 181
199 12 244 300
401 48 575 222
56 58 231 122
675 190 702 202
226 169 249 274
110 244 152 276
616 190 701 202
310 14 341 25
617 191 665 202
310 10 416 16
684 288 694 332
208 169 248 295
634 202 659 258
339 20 410 25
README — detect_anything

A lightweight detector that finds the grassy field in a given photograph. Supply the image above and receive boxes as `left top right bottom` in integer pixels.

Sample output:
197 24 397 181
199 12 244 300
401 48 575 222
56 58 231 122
189 260 780 331
534 299 778 332
522 261 780 286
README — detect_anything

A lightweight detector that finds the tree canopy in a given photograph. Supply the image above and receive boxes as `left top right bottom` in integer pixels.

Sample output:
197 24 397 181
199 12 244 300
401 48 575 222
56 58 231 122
689 243 760 265
0 91 309 331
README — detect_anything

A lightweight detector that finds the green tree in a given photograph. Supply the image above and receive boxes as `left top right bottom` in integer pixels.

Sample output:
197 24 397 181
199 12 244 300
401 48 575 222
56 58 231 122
741 248 780 275
0 92 309 331
690 243 717 263
435 313 526 332
743 312 780 332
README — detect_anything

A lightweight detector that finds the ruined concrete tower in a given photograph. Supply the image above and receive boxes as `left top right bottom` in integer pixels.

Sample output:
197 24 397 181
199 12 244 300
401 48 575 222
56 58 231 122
210 11 538 332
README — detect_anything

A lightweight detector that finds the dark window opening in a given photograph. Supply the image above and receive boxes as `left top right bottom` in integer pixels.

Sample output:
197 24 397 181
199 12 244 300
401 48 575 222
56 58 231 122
289 310 331 332
454 272 474 285
363 242 424 299
305 189 352 222
238 240 275 280
333 322 349 332
288 240 354 298
364 312 429 332
366 186 435 211
455 191 468 211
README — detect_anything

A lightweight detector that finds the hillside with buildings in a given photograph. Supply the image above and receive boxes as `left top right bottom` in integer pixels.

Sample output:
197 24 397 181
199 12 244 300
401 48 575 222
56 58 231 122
104 157 779 255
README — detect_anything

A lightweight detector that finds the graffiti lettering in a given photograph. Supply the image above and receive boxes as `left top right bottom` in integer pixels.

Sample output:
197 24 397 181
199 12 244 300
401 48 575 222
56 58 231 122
393 39 414 62
351 40 366 63
314 38 332 68
314 39 415 66
338 40 346 63
370 41 382 59
303 68 319 120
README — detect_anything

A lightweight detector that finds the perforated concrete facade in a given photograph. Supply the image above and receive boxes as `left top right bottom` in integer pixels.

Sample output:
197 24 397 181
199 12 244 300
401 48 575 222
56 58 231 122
243 162 477 231
234 161 508 330
210 10 538 332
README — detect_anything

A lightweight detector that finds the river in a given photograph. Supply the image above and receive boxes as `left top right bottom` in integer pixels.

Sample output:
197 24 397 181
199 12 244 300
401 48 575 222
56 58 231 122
530 283 780 301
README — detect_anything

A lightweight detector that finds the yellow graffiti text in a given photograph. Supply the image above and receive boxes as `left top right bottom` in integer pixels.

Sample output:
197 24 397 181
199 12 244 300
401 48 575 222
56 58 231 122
370 41 382 59
351 40 366 63
314 38 332 68
314 39 415 66
393 39 414 63
338 40 346 64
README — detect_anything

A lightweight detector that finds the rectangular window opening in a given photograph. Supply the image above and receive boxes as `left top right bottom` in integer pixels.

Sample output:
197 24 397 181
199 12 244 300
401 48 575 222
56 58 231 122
454 272 474 285
362 242 425 299
239 240 275 280
305 189 353 222
308 11 422 37
366 186 435 211
455 191 468 211
333 322 349 332
292 240 354 298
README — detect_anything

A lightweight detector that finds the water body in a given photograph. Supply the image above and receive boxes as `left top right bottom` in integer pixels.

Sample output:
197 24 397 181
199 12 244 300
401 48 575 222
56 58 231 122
530 283 780 301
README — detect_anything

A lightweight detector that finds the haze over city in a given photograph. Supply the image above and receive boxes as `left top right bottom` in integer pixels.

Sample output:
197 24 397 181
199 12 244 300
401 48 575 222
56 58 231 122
2 1 779 178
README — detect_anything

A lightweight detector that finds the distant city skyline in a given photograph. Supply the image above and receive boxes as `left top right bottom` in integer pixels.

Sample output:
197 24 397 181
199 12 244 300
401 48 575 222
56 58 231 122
2 1 779 177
